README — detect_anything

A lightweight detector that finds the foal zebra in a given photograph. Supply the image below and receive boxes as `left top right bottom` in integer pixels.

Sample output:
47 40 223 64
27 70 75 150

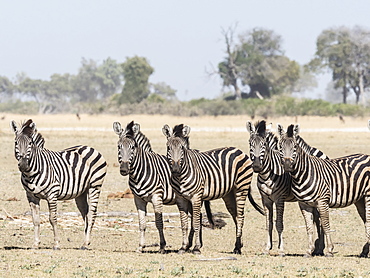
246 120 325 256
163 124 265 254
278 123 370 257
10 119 107 250
113 121 212 253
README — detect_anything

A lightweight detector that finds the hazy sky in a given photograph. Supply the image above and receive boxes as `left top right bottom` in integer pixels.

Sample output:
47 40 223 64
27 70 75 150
1 0 369 101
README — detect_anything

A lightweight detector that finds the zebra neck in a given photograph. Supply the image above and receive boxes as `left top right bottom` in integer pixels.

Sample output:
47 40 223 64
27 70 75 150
288 146 306 179
267 147 285 176
128 148 144 177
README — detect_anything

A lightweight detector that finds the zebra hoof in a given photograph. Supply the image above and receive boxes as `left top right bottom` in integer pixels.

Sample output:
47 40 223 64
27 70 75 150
233 249 242 255
178 248 186 255
325 253 334 257
158 249 166 254
359 252 368 258
53 246 61 251
303 253 312 258
79 246 89 251
192 248 201 255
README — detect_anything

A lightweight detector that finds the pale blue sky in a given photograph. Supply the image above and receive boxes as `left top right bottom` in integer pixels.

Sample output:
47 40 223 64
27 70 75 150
1 0 369 101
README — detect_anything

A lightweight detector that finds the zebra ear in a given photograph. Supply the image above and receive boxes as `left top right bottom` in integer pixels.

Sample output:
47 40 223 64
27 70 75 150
10 120 18 133
246 121 255 134
277 123 285 137
162 124 172 138
266 123 273 133
113 122 123 136
368 120 370 131
182 125 191 137
29 122 37 133
132 123 140 136
293 124 300 136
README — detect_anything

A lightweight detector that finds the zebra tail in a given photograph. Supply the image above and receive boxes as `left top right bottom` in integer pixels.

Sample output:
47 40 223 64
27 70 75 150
248 192 266 216
204 201 215 229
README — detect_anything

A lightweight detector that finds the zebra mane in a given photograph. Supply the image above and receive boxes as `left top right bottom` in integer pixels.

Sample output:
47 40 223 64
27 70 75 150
296 135 329 159
125 121 135 139
124 121 152 152
255 120 266 137
19 119 45 148
20 119 35 137
286 124 294 137
173 124 190 147
134 129 152 152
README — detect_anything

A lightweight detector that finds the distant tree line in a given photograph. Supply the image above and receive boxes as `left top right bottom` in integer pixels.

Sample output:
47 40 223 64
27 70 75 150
1 25 370 114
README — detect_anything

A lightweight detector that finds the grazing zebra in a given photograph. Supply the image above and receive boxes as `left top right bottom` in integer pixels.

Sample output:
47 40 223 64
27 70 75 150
246 120 325 256
162 124 265 254
113 121 213 253
277 123 370 257
10 119 107 250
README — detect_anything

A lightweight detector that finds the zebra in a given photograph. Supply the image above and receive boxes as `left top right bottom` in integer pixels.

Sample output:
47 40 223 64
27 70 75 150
246 120 326 256
10 119 107 250
277 123 370 257
113 121 213 253
162 124 265 254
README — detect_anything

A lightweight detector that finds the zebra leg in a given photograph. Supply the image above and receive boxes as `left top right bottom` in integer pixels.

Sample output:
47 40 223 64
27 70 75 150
27 193 41 249
223 191 246 254
275 199 285 256
75 188 100 250
175 197 190 254
298 202 316 257
190 194 203 254
313 207 325 256
354 197 370 257
151 194 166 254
262 195 274 255
46 196 60 250
134 195 147 253
317 199 334 257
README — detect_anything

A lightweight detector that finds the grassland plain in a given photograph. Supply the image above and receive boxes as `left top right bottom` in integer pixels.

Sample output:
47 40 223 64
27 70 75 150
0 114 370 277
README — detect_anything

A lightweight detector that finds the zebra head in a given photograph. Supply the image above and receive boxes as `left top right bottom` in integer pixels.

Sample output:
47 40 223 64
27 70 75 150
277 123 299 172
113 121 139 176
10 119 41 173
162 124 190 174
246 120 273 172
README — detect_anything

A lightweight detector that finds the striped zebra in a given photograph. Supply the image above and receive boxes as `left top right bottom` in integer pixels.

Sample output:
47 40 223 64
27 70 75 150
10 119 107 250
162 124 265 254
277 123 370 257
113 121 213 253
246 120 326 256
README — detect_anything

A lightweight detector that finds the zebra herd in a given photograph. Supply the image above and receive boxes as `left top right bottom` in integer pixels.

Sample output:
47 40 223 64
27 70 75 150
8 118 370 257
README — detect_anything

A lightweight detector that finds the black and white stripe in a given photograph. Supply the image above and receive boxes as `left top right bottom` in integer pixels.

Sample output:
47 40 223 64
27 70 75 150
113 121 212 253
278 123 370 257
163 124 264 254
10 119 107 250
247 120 326 256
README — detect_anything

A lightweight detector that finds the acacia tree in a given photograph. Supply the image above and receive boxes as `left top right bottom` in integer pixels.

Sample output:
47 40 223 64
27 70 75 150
217 25 243 99
120 56 154 104
0 76 14 102
217 27 301 99
308 26 370 104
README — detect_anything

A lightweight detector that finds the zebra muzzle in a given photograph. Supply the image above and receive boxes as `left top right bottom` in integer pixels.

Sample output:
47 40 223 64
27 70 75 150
171 161 181 173
252 159 263 172
282 157 294 172
120 162 129 176
18 157 30 172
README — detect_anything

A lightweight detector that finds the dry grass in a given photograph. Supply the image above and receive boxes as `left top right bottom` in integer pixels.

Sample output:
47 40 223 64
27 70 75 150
0 113 370 277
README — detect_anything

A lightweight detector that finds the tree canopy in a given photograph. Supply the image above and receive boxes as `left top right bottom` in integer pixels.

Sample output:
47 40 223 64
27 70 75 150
308 25 370 104
217 27 302 99
119 56 154 104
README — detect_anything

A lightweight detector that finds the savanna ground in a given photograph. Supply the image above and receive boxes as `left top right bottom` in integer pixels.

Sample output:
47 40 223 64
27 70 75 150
0 113 370 277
